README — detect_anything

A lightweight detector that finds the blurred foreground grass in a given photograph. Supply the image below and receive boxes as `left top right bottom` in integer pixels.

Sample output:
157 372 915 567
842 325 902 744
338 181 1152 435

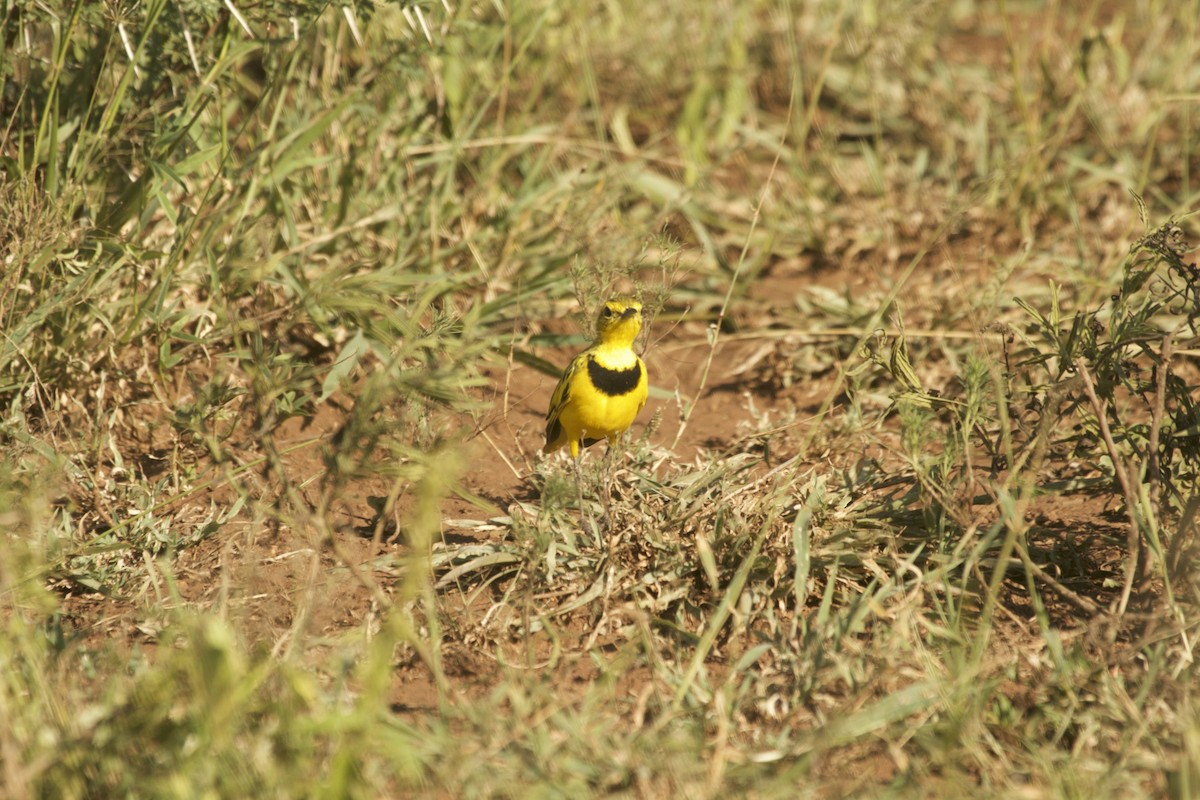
2 0 1199 796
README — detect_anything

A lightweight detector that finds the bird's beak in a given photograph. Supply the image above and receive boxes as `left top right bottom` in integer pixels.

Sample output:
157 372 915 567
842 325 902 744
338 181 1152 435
621 307 639 319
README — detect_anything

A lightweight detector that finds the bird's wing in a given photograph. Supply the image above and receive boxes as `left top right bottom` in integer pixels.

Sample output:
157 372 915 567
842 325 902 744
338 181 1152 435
545 354 582 432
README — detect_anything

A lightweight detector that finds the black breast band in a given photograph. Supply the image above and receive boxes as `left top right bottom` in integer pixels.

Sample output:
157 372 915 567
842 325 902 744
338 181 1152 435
586 357 642 396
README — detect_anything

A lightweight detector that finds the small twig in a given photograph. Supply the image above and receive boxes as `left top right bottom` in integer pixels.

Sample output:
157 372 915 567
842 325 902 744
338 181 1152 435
341 6 363 47
1074 359 1141 616
223 0 254 37
1015 542 1104 616
414 5 434 43
655 327 1008 353
478 428 526 484
175 3 201 76
1147 334 1171 518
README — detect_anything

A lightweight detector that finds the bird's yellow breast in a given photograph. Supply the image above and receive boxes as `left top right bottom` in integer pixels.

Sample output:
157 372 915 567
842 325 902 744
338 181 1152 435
558 353 646 438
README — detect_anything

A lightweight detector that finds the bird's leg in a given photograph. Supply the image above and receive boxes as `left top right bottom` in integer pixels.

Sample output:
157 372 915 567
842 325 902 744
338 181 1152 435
598 435 622 545
573 449 585 513
573 442 600 544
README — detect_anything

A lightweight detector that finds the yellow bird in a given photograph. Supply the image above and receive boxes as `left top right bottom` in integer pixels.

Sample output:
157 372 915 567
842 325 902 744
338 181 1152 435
544 297 649 458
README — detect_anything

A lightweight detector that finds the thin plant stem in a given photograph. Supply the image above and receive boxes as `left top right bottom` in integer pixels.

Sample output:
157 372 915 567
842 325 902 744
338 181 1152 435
1075 358 1143 616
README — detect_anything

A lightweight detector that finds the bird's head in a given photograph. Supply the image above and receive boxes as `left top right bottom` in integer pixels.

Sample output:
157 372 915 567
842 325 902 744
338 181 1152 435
595 297 643 345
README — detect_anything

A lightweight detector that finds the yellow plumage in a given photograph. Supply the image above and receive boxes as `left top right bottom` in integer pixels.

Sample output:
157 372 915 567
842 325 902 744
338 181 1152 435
544 297 649 458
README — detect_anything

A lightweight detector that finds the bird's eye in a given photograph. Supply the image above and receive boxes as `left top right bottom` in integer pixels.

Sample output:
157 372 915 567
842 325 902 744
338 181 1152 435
602 307 613 318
